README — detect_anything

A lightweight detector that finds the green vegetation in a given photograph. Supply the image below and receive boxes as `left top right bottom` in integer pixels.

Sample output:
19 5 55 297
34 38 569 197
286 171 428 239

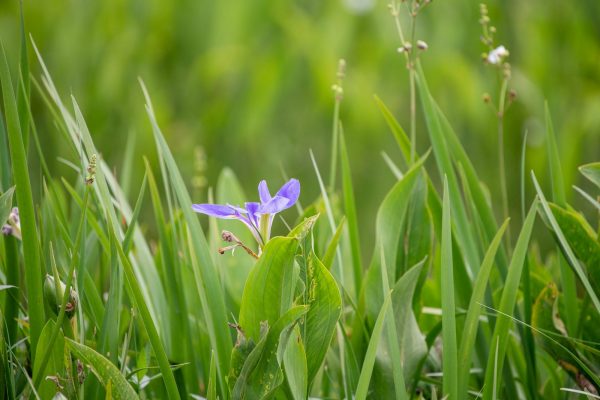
1 1 599 399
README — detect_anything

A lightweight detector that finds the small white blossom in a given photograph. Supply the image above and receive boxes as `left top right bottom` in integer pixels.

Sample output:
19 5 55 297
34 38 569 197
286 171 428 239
487 45 509 65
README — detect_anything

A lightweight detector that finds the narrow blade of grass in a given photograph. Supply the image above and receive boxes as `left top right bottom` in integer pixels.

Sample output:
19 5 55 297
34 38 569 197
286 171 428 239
457 218 509 399
441 177 458 400
340 131 363 295
355 291 392 400
482 200 537 399
0 43 45 357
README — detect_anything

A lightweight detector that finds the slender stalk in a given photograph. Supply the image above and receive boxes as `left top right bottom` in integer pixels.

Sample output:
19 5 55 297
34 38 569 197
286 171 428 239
497 77 511 250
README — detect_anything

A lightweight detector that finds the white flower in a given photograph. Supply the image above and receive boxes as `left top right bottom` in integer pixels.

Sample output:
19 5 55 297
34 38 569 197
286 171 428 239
487 45 509 65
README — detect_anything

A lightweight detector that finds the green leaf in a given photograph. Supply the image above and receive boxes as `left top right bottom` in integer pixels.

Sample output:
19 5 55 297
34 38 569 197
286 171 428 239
340 131 364 294
287 214 319 241
304 253 342 385
355 291 392 400
283 328 308 400
483 201 537 399
322 217 345 271
66 338 139 399
0 186 14 224
233 306 308 399
580 162 600 189
0 42 45 358
239 236 299 341
208 351 217 400
532 173 600 316
377 150 429 283
549 203 600 276
415 63 481 278
33 321 66 399
140 80 232 395
457 218 509 399
441 177 458 400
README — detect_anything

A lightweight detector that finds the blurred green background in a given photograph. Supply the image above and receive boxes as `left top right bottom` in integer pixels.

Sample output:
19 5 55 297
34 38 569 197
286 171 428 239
1 0 599 243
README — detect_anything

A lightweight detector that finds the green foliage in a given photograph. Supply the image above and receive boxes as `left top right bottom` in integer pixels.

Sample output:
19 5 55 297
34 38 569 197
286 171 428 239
1 2 599 399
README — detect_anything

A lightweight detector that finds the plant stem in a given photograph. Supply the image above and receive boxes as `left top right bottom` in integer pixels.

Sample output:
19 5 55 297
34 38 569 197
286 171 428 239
497 77 511 249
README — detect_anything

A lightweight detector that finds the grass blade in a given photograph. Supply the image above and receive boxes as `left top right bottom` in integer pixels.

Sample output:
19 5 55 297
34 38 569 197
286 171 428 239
0 43 45 357
441 177 458 400
355 291 392 400
483 200 537 399
457 218 509 399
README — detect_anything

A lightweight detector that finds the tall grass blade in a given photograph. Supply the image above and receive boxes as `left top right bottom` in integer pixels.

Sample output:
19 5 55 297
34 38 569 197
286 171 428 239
483 200 537 399
340 132 363 294
457 218 509 399
355 291 392 400
441 177 458 400
140 80 232 395
0 43 45 356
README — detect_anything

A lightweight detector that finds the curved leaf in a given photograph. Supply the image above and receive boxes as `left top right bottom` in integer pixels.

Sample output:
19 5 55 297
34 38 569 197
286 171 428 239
66 338 139 399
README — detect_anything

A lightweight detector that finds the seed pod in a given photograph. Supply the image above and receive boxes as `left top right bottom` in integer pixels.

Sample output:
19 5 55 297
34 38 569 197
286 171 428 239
44 275 78 319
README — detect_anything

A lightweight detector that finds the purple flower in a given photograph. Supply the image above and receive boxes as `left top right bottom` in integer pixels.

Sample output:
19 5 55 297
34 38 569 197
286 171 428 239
2 207 21 240
192 178 300 246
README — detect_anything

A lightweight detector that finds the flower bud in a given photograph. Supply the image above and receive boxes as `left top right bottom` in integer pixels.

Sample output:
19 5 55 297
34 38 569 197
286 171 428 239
417 40 428 51
482 93 491 103
44 275 78 319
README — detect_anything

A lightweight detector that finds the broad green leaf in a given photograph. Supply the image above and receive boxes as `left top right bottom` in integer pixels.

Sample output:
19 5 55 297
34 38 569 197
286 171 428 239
458 219 509 399
66 338 139 399
304 253 342 385
283 328 308 400
373 259 426 399
532 284 600 391
483 201 537 399
233 306 308 399
287 214 319 241
580 162 600 189
377 150 429 283
239 236 299 341
533 173 600 316
33 321 66 399
549 203 600 274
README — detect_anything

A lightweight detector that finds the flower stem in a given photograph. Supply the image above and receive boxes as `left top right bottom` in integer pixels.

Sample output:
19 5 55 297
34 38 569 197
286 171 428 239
497 77 511 249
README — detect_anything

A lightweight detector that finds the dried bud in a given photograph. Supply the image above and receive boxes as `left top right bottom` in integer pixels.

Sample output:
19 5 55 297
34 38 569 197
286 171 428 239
508 89 517 101
85 154 97 185
44 275 78 319
416 40 428 51
482 93 492 103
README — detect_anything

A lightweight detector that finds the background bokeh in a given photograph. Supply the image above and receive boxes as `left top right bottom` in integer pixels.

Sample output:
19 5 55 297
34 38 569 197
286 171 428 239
1 0 599 250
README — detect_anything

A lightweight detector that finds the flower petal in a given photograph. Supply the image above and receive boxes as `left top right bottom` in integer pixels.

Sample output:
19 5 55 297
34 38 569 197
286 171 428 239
274 178 300 207
192 204 238 218
258 180 272 203
259 195 292 214
245 202 261 227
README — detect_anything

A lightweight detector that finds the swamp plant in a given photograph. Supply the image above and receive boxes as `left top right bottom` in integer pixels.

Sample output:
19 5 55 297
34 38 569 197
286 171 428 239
0 2 600 400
